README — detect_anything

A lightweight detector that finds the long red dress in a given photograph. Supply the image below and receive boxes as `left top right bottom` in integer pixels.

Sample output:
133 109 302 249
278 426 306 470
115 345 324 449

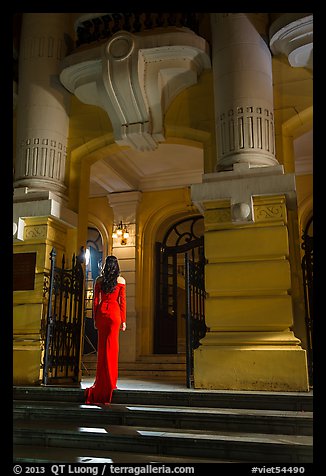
84 277 126 405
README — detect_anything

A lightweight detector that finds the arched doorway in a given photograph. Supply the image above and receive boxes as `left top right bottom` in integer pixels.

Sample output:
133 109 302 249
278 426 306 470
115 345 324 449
154 215 205 354
301 216 313 386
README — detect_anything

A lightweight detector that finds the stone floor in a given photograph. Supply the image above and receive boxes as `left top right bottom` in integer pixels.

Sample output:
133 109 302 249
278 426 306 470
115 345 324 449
81 376 189 391
81 376 313 395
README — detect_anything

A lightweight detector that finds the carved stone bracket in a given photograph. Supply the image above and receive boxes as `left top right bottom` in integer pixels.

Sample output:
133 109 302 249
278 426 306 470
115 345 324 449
60 29 211 151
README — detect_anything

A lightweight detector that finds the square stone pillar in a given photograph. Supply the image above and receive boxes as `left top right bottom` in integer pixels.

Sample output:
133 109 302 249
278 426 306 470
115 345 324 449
191 166 309 391
13 190 78 385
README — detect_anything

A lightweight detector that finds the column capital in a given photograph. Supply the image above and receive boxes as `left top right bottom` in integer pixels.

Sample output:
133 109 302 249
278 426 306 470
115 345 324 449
107 190 142 227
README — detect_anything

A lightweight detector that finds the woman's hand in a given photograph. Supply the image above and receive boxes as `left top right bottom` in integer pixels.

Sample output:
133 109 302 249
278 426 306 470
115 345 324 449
120 322 126 332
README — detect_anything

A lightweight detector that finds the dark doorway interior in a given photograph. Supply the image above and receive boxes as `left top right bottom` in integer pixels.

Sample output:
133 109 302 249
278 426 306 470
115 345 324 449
154 215 205 354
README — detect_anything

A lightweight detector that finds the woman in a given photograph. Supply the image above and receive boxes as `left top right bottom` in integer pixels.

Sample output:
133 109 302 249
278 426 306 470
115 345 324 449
85 255 126 405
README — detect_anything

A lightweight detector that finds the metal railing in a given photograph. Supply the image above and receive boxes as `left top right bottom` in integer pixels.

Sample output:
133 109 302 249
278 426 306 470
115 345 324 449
75 12 200 48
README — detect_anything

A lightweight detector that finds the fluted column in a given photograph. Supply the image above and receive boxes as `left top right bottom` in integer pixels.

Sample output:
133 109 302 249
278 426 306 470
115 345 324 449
13 14 80 386
14 13 71 196
211 13 279 171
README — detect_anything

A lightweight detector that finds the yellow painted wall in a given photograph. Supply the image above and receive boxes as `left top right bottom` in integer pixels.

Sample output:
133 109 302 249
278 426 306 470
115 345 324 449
296 174 313 232
88 197 113 226
271 55 313 361
65 97 114 215
164 70 216 173
88 196 114 256
272 56 313 170
165 70 215 135
68 96 113 152
296 175 313 208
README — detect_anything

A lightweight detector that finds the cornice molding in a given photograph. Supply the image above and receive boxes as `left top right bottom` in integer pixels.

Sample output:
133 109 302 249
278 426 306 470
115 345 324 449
269 14 313 70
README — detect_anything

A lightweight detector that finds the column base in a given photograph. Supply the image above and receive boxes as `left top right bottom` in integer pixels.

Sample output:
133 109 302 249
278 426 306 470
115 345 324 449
14 180 67 199
194 345 309 392
216 153 279 172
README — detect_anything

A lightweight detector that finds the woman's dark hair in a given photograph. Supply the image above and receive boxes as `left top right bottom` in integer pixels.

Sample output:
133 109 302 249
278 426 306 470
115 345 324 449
100 255 120 293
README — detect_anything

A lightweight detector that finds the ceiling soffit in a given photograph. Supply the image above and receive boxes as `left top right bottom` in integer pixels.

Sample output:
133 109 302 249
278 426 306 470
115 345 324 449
89 143 204 197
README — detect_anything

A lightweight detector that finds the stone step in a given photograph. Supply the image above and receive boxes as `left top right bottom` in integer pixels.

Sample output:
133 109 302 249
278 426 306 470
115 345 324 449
13 386 313 412
13 400 313 436
83 368 186 378
13 444 228 464
83 362 186 371
83 355 187 365
118 370 186 379
83 370 186 380
13 418 313 463
137 354 186 363
82 356 187 378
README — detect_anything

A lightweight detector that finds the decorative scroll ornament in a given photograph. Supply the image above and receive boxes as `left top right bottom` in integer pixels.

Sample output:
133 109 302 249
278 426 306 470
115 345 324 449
60 30 210 151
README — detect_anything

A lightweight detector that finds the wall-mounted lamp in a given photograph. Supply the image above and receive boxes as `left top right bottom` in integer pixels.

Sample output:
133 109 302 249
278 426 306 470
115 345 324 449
112 221 129 245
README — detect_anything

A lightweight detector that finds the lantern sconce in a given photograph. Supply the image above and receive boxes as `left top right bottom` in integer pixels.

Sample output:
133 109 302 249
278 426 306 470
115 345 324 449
112 221 130 245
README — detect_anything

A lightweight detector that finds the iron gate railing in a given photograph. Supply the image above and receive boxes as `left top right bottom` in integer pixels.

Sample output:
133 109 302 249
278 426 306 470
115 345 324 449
42 248 84 385
154 216 205 355
301 217 313 385
184 251 207 388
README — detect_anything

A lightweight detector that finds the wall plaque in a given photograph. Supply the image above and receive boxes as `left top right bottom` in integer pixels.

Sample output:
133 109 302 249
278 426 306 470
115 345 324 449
13 252 37 291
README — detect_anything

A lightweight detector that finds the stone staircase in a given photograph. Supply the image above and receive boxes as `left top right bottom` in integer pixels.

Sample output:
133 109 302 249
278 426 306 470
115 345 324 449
13 383 313 464
82 354 187 380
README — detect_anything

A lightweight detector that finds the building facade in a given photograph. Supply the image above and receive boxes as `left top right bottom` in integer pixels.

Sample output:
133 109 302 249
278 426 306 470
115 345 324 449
13 12 313 391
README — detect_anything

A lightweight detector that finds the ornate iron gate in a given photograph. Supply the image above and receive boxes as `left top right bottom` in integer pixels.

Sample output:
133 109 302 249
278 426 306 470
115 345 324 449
301 216 313 385
42 248 84 385
154 216 207 384
185 248 207 388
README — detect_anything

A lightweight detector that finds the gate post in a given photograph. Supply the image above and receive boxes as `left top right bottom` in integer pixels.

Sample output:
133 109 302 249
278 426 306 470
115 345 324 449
13 215 77 386
184 253 193 389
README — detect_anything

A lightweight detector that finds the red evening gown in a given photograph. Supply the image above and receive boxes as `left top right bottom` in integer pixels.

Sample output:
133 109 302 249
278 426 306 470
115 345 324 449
84 278 126 405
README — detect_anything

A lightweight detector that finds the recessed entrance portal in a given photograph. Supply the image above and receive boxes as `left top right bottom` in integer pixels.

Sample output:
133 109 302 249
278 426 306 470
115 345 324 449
154 215 205 355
